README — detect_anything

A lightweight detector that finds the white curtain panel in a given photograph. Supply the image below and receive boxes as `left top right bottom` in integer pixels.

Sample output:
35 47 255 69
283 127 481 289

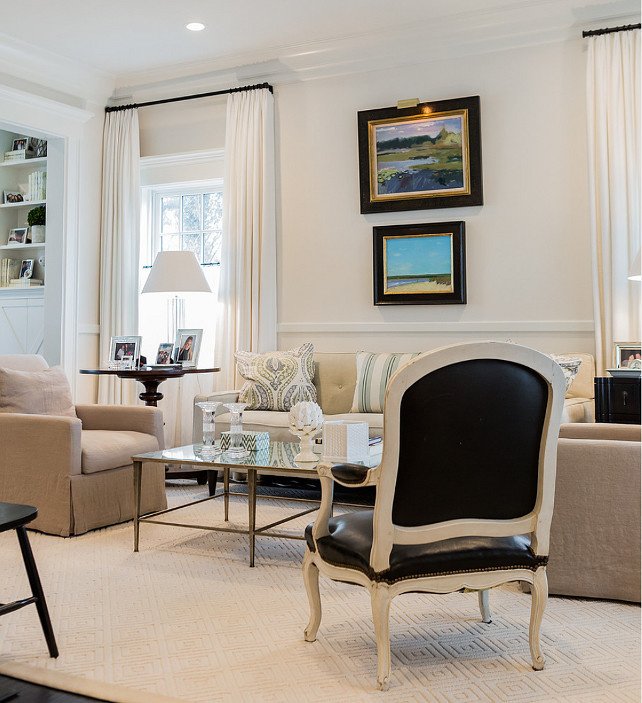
98 109 141 404
215 88 277 390
586 29 641 373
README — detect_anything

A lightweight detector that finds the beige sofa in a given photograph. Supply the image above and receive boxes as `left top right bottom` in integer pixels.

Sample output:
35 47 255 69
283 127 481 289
536 423 640 602
194 351 596 442
0 355 167 536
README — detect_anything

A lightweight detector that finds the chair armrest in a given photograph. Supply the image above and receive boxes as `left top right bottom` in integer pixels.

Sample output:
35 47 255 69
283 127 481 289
310 461 380 541
559 422 641 442
329 463 378 487
0 413 82 478
75 404 164 449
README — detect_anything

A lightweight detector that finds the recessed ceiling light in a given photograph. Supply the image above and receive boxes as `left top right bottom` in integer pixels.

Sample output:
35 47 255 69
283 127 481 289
186 22 205 32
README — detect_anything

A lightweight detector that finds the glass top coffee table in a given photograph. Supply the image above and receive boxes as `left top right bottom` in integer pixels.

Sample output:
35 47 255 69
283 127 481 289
132 441 379 566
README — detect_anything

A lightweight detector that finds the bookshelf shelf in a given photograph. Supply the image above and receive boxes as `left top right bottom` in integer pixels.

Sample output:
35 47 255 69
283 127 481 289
0 199 46 210
0 157 47 168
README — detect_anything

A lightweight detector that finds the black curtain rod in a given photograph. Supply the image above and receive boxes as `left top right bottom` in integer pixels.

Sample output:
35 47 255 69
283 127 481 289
105 81 273 113
582 23 640 38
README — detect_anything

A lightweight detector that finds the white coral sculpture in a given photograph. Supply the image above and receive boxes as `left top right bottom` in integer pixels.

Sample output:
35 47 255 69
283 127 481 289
288 401 324 462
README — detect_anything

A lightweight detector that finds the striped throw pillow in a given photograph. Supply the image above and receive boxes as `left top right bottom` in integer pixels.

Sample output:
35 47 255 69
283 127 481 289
350 351 419 413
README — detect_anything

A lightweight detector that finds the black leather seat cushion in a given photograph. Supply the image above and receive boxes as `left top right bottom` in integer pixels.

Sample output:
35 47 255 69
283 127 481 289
305 510 546 584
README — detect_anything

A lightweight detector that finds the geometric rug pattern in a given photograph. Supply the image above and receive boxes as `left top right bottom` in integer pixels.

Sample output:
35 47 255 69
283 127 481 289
0 483 639 703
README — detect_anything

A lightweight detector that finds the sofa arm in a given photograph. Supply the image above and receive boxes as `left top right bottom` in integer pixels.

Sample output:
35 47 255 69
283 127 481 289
75 404 165 450
559 422 641 442
193 391 240 443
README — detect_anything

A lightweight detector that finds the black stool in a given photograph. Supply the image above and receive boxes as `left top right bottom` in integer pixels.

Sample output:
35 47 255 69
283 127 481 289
0 502 58 657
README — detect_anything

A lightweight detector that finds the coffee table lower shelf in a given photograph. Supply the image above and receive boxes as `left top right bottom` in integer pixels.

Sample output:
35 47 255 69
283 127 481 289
132 443 376 567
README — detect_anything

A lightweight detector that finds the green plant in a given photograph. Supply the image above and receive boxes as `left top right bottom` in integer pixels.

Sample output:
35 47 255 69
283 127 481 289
27 204 46 227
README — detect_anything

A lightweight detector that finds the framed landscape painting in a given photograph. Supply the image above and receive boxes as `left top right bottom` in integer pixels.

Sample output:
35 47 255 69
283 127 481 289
358 96 482 213
373 221 466 305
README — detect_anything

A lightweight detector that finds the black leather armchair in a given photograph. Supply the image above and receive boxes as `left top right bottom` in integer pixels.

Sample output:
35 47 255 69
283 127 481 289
302 341 566 690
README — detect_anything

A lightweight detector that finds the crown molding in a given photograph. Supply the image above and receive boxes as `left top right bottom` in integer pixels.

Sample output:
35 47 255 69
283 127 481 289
111 0 639 102
0 30 114 106
0 85 95 135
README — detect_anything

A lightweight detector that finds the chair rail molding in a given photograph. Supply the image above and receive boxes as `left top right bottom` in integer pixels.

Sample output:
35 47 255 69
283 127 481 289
278 320 595 334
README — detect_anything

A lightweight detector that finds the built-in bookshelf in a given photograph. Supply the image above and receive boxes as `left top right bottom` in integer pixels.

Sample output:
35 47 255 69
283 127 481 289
0 133 47 292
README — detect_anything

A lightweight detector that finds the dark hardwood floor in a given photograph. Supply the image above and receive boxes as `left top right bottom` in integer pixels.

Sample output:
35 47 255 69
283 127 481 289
0 675 113 703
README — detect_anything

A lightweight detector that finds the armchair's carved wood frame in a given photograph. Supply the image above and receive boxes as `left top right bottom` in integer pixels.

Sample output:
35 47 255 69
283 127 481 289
303 341 565 690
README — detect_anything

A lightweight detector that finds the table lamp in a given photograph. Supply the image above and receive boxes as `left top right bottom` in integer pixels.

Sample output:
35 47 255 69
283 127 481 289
142 251 212 354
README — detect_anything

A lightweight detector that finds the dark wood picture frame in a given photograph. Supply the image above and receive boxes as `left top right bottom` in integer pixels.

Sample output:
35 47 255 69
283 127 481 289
358 96 482 214
373 221 466 305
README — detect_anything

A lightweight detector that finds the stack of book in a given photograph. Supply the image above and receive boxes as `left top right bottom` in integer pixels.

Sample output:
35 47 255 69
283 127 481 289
3 149 26 162
9 278 43 287
28 171 46 200
0 259 21 287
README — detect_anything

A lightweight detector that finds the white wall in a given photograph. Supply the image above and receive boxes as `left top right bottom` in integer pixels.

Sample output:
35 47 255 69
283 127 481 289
275 38 594 354
136 37 595 359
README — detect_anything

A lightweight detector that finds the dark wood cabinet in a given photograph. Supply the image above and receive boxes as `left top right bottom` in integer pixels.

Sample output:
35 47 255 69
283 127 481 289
594 376 641 424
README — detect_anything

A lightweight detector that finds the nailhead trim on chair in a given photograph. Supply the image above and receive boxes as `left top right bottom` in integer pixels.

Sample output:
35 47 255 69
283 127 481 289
318 555 548 584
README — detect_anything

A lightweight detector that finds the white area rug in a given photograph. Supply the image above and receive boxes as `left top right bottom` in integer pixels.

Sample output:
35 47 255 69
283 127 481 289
0 483 639 702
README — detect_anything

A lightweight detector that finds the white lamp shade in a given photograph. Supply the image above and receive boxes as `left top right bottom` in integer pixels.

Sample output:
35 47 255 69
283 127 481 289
142 251 212 294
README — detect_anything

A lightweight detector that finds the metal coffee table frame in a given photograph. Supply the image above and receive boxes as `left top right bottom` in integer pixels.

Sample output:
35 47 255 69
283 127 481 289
132 443 376 566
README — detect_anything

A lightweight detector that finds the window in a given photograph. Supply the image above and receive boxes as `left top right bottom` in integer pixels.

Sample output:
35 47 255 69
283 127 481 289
142 180 223 267
139 179 222 368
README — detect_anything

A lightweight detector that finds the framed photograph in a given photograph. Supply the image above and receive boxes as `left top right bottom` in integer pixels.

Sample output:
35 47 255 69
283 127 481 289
173 329 202 367
614 342 641 369
373 221 466 305
109 336 142 366
358 95 483 214
4 191 25 204
27 138 47 158
155 342 174 365
19 259 34 279
11 137 28 152
8 227 29 244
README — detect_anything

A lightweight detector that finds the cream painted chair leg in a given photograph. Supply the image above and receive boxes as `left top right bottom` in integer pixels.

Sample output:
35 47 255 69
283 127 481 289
529 567 548 670
371 584 392 691
303 549 322 642
478 589 492 623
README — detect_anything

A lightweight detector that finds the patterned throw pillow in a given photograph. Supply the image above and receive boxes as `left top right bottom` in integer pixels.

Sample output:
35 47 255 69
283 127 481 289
236 343 317 411
549 354 582 393
350 351 419 413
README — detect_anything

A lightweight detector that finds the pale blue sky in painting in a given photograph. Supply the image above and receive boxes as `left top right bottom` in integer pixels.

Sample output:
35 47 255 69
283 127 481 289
376 116 462 144
386 235 451 276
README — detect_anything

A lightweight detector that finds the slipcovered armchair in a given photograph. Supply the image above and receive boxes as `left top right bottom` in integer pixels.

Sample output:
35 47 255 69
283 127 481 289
303 341 565 690
0 355 167 536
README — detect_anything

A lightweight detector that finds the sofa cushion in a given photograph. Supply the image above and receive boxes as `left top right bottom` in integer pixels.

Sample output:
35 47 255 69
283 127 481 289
0 365 77 417
81 430 159 474
236 343 317 411
351 351 419 413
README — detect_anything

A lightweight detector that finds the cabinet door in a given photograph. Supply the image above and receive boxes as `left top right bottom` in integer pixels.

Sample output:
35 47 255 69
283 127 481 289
27 298 45 354
0 298 29 353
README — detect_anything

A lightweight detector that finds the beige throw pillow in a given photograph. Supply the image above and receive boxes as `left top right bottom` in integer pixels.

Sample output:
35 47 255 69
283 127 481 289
236 343 317 411
0 366 77 417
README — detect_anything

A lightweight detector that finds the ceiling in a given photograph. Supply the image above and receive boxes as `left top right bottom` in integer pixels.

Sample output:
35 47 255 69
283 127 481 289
0 0 638 101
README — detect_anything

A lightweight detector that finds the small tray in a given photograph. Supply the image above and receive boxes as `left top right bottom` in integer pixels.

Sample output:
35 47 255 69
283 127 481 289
606 368 641 378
